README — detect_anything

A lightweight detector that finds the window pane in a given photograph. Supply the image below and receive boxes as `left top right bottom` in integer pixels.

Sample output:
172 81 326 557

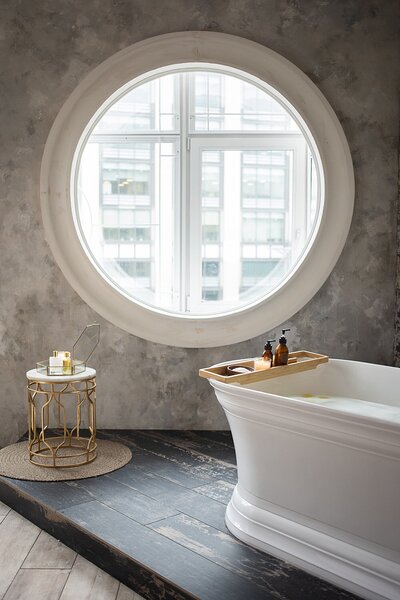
93 73 179 134
190 72 300 133
202 224 219 243
103 209 119 226
198 146 311 309
103 228 119 241
242 151 289 208
77 139 179 311
202 289 222 301
202 260 220 277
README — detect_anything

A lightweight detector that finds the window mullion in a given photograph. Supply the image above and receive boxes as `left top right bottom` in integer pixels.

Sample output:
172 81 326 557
179 72 190 312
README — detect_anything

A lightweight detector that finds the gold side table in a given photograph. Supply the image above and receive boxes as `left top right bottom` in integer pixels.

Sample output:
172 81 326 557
26 367 97 468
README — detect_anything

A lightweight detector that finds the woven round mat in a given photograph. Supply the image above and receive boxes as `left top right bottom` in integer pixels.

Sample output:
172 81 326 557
0 440 132 482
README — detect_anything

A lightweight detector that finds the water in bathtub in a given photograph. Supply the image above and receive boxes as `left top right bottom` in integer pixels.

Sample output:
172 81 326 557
290 393 400 424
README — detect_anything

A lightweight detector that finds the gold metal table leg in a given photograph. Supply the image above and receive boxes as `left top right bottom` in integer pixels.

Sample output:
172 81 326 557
27 376 97 468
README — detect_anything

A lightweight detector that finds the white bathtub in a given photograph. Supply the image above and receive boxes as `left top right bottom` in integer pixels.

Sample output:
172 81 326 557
210 359 400 600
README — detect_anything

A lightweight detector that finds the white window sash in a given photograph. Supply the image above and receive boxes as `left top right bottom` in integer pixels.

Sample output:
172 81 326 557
189 135 307 314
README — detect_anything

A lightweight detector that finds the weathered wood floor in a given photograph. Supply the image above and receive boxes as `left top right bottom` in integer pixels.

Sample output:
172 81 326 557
0 431 360 600
0 502 142 599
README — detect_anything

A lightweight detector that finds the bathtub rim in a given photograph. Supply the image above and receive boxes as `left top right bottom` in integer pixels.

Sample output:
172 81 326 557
209 358 400 434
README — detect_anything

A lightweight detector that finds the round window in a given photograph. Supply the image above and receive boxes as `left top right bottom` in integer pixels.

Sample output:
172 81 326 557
41 32 354 347
74 64 322 317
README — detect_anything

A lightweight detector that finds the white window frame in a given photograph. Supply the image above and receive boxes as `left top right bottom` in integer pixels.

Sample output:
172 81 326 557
75 68 312 317
40 32 354 347
189 135 307 314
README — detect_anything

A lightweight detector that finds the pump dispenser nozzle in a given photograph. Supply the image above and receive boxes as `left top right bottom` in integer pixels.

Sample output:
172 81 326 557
264 339 276 351
279 329 291 344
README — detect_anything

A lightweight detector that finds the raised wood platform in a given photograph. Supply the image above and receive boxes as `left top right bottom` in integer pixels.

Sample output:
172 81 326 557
0 431 360 600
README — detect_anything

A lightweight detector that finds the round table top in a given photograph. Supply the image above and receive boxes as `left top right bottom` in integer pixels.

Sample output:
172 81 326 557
26 367 96 383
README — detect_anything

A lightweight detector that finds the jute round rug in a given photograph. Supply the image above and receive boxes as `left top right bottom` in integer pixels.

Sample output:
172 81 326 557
0 440 132 482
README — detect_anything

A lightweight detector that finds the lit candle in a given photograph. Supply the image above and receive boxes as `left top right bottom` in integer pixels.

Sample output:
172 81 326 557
254 357 272 371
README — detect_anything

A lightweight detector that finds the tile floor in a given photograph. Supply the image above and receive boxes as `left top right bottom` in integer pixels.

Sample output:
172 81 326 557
0 500 143 600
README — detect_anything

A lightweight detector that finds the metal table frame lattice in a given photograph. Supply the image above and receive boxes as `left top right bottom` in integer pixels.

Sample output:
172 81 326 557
26 369 97 468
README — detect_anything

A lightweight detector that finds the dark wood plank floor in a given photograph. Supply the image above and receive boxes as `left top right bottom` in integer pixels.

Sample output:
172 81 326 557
0 431 360 600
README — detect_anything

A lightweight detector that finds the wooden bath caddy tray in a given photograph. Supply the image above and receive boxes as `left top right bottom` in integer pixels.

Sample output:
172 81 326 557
199 351 329 385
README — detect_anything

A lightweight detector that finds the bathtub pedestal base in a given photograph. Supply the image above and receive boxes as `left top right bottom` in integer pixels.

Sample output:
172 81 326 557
226 485 400 600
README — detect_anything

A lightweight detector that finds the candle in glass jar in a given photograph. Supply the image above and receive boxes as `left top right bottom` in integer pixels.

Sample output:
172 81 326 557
254 357 272 371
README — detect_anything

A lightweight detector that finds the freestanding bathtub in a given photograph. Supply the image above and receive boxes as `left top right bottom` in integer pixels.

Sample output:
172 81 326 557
209 359 400 600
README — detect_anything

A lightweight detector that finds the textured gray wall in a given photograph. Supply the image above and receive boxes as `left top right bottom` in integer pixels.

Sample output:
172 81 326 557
0 1 398 447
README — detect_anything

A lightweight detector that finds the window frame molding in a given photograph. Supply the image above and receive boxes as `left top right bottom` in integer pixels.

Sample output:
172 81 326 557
40 31 354 348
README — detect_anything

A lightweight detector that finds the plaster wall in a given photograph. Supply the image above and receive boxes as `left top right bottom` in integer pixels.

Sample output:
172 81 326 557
0 0 398 447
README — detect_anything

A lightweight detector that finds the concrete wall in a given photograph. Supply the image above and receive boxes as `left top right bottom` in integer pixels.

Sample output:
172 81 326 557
0 0 398 447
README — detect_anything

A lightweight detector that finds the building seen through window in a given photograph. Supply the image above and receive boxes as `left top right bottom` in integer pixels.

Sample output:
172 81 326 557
76 68 319 316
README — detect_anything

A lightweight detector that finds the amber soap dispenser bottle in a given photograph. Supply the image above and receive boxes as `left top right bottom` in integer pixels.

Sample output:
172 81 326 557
262 339 276 369
274 328 291 366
